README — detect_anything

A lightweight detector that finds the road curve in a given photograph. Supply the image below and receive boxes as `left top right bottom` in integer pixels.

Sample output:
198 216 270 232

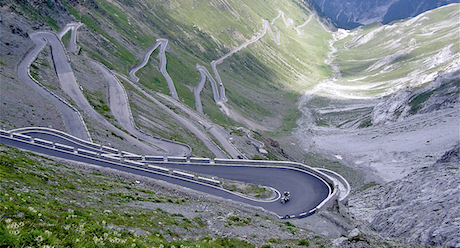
0 133 331 218
17 32 91 141
129 39 179 100
113 71 228 158
92 61 192 157
22 29 190 156
58 22 82 53
154 92 243 159
194 12 317 111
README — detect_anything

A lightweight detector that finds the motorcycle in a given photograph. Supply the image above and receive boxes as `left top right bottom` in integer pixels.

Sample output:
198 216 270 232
280 191 290 204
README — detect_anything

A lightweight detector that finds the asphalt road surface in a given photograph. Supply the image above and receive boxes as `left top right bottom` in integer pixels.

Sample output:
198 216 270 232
92 61 191 157
17 32 91 141
0 135 330 218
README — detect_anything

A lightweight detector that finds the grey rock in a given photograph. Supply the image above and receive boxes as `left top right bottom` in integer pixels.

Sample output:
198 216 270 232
332 237 348 247
347 228 360 239
349 145 460 247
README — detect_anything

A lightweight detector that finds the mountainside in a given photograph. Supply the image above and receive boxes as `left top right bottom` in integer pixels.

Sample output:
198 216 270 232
310 0 460 29
294 4 459 181
349 145 460 247
1 0 460 247
1 0 332 156
292 5 459 246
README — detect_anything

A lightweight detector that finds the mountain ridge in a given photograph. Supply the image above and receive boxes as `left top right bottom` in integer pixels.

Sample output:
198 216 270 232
309 0 460 29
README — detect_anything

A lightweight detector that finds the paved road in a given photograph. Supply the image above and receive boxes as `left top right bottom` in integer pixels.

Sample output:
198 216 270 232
35 31 170 155
0 135 330 218
17 32 91 141
155 92 243 159
129 39 179 100
19 28 192 156
58 22 82 53
92 61 191 157
114 72 229 158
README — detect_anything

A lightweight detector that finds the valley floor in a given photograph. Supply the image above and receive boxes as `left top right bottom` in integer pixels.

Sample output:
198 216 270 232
301 107 458 182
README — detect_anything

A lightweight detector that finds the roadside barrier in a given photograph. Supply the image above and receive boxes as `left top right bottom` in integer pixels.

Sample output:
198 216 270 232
34 138 54 147
11 127 97 149
318 168 351 204
123 154 143 161
1 127 346 218
189 157 211 163
55 143 75 152
101 154 122 163
197 176 221 186
167 156 188 163
12 133 32 142
145 155 165 162
147 164 170 174
77 148 99 158
0 130 10 137
102 145 119 154
124 159 145 167
172 170 195 180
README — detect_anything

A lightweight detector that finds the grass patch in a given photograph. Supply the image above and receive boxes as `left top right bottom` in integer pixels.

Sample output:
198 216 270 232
362 182 379 190
227 215 252 226
0 144 256 247
221 180 274 199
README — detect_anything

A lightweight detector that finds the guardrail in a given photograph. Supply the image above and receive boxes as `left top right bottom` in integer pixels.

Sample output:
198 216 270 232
34 137 54 147
145 155 165 162
189 157 211 163
11 127 99 149
1 128 346 219
211 158 340 218
1 129 221 189
318 168 351 204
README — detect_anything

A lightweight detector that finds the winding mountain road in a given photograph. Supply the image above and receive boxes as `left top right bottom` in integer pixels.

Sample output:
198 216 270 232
7 15 342 218
193 12 316 112
0 133 331 218
59 22 82 53
18 27 192 156
92 61 191 157
129 39 178 100
17 31 91 141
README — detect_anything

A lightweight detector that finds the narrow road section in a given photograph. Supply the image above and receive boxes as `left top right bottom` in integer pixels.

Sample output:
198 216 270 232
93 61 192 157
129 39 179 100
17 32 91 141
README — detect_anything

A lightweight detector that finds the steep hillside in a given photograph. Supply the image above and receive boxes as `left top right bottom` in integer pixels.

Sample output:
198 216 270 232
288 5 460 246
1 1 459 246
349 145 460 247
294 5 459 183
1 0 334 157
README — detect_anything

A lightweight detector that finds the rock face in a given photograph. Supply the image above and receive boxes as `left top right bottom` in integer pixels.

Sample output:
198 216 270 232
310 0 459 29
371 70 460 126
349 145 460 247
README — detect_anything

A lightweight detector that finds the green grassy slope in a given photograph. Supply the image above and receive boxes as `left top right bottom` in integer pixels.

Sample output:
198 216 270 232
321 4 459 99
0 145 254 247
58 0 332 131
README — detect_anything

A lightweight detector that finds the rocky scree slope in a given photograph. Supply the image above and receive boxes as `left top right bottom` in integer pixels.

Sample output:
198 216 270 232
349 145 460 247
